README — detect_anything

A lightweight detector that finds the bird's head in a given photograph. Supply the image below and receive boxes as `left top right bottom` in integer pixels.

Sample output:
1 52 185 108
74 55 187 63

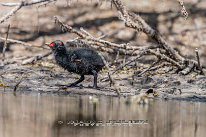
46 40 66 53
46 40 64 50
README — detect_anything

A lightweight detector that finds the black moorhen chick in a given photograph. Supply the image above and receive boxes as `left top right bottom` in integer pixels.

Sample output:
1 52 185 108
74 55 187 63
46 40 104 89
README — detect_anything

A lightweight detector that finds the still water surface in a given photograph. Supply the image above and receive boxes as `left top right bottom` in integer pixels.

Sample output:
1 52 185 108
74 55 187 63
0 92 205 137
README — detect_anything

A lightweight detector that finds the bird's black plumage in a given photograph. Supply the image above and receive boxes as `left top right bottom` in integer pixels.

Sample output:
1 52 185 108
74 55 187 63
47 40 104 88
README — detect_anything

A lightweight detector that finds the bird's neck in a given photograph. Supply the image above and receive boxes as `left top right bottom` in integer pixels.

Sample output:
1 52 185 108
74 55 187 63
54 49 69 67
54 47 67 55
54 50 67 57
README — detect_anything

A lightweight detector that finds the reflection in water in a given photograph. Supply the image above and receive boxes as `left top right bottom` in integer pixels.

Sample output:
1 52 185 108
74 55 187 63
0 92 206 137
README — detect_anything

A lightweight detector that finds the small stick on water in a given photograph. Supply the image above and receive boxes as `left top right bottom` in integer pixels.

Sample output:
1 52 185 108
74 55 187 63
195 48 204 75
13 75 24 96
1 24 10 66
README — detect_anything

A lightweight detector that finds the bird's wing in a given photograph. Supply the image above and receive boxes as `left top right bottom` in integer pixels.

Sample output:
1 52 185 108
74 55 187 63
71 53 81 62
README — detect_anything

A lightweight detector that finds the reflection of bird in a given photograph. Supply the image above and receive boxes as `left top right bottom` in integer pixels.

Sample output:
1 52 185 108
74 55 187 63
46 40 104 88
126 89 158 104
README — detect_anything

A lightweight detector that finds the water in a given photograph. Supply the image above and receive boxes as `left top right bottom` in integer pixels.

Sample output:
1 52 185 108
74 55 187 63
0 92 205 137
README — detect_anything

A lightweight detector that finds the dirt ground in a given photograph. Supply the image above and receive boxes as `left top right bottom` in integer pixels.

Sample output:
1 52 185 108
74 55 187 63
0 0 206 101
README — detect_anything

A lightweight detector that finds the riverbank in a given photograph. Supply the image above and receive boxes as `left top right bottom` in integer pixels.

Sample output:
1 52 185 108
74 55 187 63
1 63 206 102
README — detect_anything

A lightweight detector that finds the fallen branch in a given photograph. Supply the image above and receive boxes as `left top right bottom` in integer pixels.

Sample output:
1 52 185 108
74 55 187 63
150 62 172 71
98 52 120 97
13 74 24 96
110 51 146 75
22 51 52 65
67 38 154 56
55 16 160 58
180 62 194 75
0 2 23 24
0 0 55 24
36 0 56 8
178 0 189 20
0 37 47 49
111 0 185 63
110 0 205 75
137 60 160 77
1 24 10 66
147 49 184 70
195 48 204 74
54 16 156 52
2 0 52 7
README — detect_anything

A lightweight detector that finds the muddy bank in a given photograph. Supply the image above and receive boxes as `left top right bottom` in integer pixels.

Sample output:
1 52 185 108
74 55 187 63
0 0 206 102
0 63 206 102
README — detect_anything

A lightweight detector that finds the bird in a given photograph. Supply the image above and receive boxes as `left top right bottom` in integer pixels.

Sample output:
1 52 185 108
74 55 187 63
126 89 158 104
46 40 104 89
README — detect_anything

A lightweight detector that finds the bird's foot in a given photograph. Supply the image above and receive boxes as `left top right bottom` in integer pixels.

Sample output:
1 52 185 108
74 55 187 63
68 84 83 89
68 83 76 87
93 86 98 89
88 85 99 89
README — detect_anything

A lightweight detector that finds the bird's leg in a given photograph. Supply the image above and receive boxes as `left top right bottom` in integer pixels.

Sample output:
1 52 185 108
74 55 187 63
92 70 98 89
69 75 85 87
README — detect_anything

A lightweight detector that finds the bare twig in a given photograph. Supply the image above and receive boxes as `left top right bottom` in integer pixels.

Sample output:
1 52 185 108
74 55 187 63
178 0 188 20
111 0 205 75
137 60 160 77
110 51 146 75
68 26 181 74
0 2 23 24
195 48 204 74
147 49 184 69
180 62 194 75
55 16 161 59
0 0 55 24
98 52 120 97
54 16 151 51
111 0 185 63
13 74 24 96
36 0 56 8
54 16 85 38
2 0 52 6
0 37 47 49
1 24 10 66
22 51 52 65
150 62 172 71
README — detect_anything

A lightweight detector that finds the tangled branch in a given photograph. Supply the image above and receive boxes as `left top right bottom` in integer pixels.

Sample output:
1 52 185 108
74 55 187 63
111 0 204 75
0 0 55 24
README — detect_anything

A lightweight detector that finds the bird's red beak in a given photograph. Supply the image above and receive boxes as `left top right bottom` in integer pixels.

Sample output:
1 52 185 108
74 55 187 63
45 42 54 49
